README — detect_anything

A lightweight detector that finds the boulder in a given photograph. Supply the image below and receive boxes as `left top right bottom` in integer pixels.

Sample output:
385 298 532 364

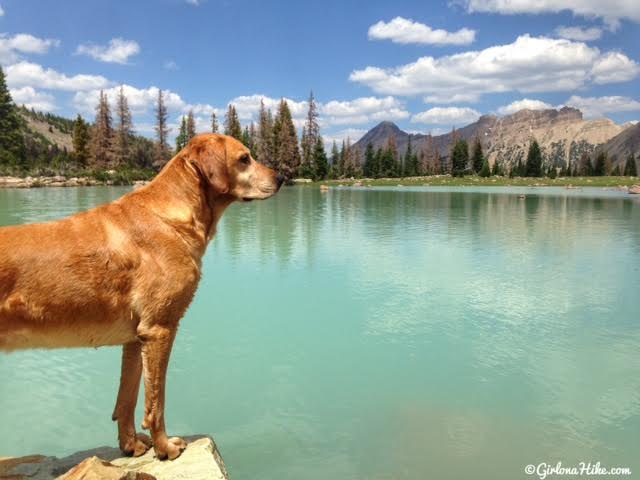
57 456 155 480
629 184 640 194
0 436 227 480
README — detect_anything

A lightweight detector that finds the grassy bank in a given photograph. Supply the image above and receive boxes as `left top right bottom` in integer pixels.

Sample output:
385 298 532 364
315 175 639 188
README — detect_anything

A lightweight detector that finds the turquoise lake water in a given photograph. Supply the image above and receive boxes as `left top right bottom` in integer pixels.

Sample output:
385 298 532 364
1 185 639 479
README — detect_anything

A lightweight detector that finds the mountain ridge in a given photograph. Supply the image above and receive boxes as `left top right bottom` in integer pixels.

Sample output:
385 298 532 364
353 107 635 170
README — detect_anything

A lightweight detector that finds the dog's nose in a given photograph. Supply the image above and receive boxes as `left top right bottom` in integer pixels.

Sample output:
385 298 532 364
276 174 285 188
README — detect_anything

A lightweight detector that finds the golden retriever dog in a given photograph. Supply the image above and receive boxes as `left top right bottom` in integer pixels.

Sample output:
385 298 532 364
0 134 284 460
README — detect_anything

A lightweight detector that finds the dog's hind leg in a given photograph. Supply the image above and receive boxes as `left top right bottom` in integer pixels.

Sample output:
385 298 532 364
112 341 152 456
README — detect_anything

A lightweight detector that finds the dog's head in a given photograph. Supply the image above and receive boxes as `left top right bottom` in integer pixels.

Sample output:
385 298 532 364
187 133 284 202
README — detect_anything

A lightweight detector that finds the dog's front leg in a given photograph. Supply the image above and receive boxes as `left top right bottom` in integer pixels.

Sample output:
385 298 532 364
112 341 152 456
139 324 187 460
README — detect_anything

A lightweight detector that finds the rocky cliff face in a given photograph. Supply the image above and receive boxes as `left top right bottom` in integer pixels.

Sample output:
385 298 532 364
354 107 629 170
596 122 640 166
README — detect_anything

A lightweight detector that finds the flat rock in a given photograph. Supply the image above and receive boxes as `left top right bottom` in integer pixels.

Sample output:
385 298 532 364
629 184 640 194
57 456 155 480
0 436 227 480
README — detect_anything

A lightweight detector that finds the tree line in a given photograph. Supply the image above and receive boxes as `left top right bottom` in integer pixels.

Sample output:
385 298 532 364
359 134 638 180
1 62 637 181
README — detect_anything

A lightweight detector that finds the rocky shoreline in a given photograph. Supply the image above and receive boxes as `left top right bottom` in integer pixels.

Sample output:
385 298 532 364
0 435 228 480
0 176 149 189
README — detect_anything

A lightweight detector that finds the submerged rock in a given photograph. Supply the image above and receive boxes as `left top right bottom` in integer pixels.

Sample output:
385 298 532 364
0 436 228 480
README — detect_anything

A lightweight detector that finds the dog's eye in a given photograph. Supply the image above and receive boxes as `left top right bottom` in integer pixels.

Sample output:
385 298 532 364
239 154 250 165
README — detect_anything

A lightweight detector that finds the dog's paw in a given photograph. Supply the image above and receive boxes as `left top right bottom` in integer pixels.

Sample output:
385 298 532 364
120 432 152 457
154 436 187 460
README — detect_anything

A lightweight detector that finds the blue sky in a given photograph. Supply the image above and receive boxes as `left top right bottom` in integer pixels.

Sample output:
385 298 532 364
1 0 639 145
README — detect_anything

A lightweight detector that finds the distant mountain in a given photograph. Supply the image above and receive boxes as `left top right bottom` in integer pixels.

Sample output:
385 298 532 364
19 107 74 152
354 107 630 170
596 122 640 166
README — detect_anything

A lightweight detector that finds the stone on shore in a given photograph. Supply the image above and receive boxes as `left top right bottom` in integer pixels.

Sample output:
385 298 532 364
629 184 640 194
0 176 100 188
0 436 228 480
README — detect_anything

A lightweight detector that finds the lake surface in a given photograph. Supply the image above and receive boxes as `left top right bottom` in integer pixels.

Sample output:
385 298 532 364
1 185 639 479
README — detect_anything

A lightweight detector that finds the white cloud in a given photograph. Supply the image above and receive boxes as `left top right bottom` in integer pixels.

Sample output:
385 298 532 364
461 0 640 30
423 93 480 104
186 0 201 5
554 25 602 41
227 94 308 123
0 33 59 63
73 84 185 114
368 17 475 45
591 51 640 83
411 106 481 125
9 86 56 111
0 5 4 16
76 38 140 64
163 60 179 70
321 96 409 125
350 35 639 100
6 61 111 91
224 94 411 129
322 128 368 150
564 95 640 119
497 98 553 115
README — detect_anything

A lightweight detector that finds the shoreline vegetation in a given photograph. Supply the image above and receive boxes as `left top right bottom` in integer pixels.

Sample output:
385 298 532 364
314 175 640 188
2 173 638 190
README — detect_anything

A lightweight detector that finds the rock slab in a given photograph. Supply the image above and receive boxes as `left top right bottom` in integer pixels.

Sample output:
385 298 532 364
0 436 228 480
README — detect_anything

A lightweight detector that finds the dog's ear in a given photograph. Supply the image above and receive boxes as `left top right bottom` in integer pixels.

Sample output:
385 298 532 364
189 135 230 195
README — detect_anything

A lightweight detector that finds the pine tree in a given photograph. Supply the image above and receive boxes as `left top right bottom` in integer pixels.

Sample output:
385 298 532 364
421 134 439 175
491 159 501 176
0 65 25 168
186 110 196 141
610 165 621 176
385 136 399 177
329 141 339 179
578 152 592 176
211 112 219 133
479 158 491 177
175 116 187 153
343 139 355 178
525 139 542 177
301 91 320 177
90 90 114 167
114 85 133 166
593 152 607 176
373 148 383 178
224 104 242 140
623 153 637 176
154 89 171 165
313 137 328 180
403 136 420 177
256 100 274 168
337 140 346 177
471 136 484 174
248 122 258 156
272 99 300 180
353 148 363 178
364 142 375 178
450 139 469 177
241 125 252 150
72 114 90 167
